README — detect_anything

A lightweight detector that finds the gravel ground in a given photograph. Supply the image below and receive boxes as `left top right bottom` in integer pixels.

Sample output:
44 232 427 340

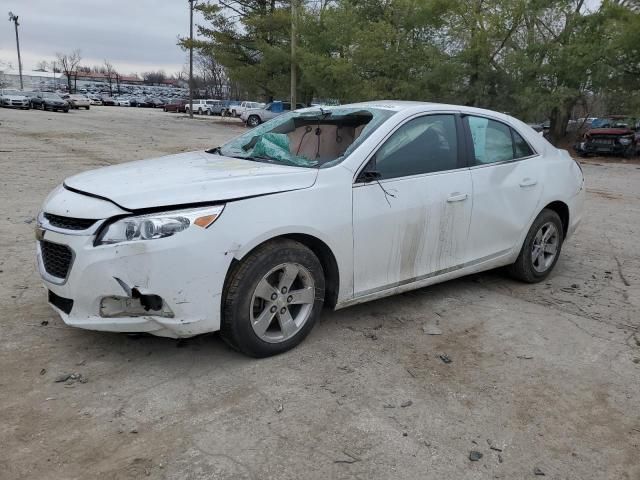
1 106 639 480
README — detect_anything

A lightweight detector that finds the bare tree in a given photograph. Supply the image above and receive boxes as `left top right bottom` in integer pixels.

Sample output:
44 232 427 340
35 60 49 72
142 70 167 85
103 60 117 96
56 50 82 92
196 52 227 98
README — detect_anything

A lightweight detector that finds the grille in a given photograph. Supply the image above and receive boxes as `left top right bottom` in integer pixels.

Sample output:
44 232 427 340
590 137 614 145
48 290 74 314
41 241 73 279
44 213 96 231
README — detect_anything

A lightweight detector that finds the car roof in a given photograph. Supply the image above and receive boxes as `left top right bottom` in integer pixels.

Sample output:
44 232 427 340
300 100 527 127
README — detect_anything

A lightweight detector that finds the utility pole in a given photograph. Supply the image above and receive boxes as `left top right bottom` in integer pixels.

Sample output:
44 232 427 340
188 0 196 119
8 11 23 90
290 0 297 108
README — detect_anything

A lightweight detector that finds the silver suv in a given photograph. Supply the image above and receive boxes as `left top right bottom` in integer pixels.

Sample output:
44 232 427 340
241 101 306 127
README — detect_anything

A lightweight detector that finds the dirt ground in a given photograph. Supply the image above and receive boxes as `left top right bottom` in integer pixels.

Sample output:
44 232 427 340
1 106 639 480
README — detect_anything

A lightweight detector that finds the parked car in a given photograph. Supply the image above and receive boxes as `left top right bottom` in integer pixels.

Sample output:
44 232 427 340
185 99 215 115
68 94 91 110
205 100 224 116
574 116 639 157
31 92 69 112
88 95 103 106
149 98 165 108
220 100 241 116
240 101 307 127
0 89 31 109
164 99 188 113
101 96 116 106
234 101 265 118
36 101 584 357
115 97 131 107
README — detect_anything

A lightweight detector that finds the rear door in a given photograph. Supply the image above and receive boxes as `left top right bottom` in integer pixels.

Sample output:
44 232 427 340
463 115 543 262
352 113 473 296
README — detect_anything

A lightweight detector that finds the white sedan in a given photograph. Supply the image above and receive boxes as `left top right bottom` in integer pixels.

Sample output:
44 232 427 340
36 101 584 357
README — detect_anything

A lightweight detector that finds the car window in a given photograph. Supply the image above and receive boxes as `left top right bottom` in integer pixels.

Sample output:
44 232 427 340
512 129 534 158
465 116 514 165
373 114 458 180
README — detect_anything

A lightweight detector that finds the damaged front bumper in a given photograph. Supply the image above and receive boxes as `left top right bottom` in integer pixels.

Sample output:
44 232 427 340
37 215 232 338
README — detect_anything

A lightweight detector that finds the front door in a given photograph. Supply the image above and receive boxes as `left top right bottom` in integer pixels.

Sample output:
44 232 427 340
352 113 473 297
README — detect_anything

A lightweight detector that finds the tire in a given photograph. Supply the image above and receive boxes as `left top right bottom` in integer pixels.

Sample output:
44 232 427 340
507 209 564 283
247 115 261 127
86 106 90 110
623 145 635 158
198 108 203 115
63 108 69 113
221 239 325 357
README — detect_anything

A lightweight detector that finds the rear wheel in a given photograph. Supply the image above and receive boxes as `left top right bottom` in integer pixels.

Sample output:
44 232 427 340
222 239 325 357
507 209 564 283
247 115 260 127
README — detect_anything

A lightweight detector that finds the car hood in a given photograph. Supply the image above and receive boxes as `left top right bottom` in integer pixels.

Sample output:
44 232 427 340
64 151 318 210
2 95 28 101
587 128 633 136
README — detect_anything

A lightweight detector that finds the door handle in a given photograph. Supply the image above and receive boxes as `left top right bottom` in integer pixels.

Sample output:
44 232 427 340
447 193 468 203
519 178 538 188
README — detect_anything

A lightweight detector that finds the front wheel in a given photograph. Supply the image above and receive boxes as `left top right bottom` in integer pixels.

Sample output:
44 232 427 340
222 240 325 357
507 209 564 283
247 115 261 127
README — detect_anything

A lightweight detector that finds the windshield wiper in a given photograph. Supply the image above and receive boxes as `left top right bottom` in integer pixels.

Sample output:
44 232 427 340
205 146 222 155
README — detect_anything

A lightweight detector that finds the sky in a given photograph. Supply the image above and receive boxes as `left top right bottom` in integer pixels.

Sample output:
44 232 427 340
0 0 203 75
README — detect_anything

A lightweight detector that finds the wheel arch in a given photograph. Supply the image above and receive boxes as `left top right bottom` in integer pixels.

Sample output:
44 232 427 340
223 233 340 309
543 200 569 238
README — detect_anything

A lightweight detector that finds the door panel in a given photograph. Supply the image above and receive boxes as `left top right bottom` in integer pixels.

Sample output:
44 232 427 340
468 157 543 261
352 170 472 296
463 115 543 261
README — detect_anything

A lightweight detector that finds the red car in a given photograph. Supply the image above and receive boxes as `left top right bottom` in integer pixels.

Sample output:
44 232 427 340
163 99 188 113
574 116 639 157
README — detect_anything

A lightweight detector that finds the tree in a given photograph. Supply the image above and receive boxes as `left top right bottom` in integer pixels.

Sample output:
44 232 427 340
142 70 167 85
56 50 82 92
190 0 640 144
35 60 49 72
103 60 117 96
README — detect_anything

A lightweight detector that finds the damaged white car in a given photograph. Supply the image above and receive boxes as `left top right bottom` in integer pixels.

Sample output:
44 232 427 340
37 101 585 357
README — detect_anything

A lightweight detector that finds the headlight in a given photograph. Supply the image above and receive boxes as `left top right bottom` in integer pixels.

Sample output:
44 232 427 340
96 205 224 245
619 137 633 145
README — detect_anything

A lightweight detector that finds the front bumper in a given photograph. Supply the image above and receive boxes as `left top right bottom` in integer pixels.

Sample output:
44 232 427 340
575 141 630 156
2 99 29 108
37 214 232 338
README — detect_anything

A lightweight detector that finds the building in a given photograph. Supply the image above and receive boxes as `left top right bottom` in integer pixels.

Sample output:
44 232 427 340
0 69 62 90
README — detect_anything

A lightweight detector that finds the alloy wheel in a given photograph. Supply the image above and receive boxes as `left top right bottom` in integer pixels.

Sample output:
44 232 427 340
531 221 559 273
250 263 315 343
